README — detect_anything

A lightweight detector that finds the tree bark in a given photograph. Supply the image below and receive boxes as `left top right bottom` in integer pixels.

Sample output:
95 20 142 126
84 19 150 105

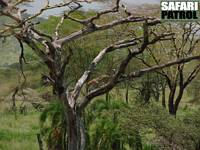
168 86 176 115
112 140 120 150
174 87 184 115
67 109 80 150
168 85 184 115
162 85 166 108
106 92 110 102
57 88 86 150
12 87 18 110
65 103 86 150
195 139 200 150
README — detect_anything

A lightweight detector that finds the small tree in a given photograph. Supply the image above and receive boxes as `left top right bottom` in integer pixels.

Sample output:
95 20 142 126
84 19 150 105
138 23 200 115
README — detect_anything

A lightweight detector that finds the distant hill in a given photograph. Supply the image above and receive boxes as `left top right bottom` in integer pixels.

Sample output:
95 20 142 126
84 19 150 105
0 37 20 67
0 15 45 68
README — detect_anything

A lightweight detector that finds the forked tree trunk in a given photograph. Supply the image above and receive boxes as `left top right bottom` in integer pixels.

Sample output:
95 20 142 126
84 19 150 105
65 104 86 150
59 92 86 150
168 85 184 116
174 87 184 115
168 86 176 115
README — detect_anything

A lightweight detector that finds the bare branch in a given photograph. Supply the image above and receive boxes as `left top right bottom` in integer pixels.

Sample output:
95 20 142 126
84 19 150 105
78 21 171 110
53 16 156 48
129 55 200 79
71 37 142 101
183 63 200 87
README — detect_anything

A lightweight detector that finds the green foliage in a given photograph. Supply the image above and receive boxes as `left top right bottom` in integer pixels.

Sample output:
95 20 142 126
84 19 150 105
86 98 143 150
143 144 159 150
187 75 200 103
133 73 164 103
37 11 95 36
40 100 66 149
121 102 200 150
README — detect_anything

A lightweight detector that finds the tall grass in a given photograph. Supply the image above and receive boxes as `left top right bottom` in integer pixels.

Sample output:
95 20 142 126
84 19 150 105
0 102 41 150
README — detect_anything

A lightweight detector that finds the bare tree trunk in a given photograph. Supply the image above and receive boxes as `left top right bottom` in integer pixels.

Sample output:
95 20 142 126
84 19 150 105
106 92 110 102
168 84 185 115
174 87 184 115
168 86 176 115
12 87 18 110
112 140 120 150
67 108 79 150
66 105 85 150
195 139 200 150
56 86 86 150
162 85 166 108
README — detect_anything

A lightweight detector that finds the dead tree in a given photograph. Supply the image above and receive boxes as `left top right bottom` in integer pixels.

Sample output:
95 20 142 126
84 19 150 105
1 0 200 149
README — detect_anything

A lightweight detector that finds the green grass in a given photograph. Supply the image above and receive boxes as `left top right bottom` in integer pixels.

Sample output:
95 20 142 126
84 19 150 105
0 103 41 150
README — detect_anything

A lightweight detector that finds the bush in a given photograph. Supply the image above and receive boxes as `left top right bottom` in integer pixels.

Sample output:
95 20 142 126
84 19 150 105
120 102 200 150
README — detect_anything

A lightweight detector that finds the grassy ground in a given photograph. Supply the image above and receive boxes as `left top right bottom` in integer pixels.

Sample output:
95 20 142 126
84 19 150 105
0 102 41 150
